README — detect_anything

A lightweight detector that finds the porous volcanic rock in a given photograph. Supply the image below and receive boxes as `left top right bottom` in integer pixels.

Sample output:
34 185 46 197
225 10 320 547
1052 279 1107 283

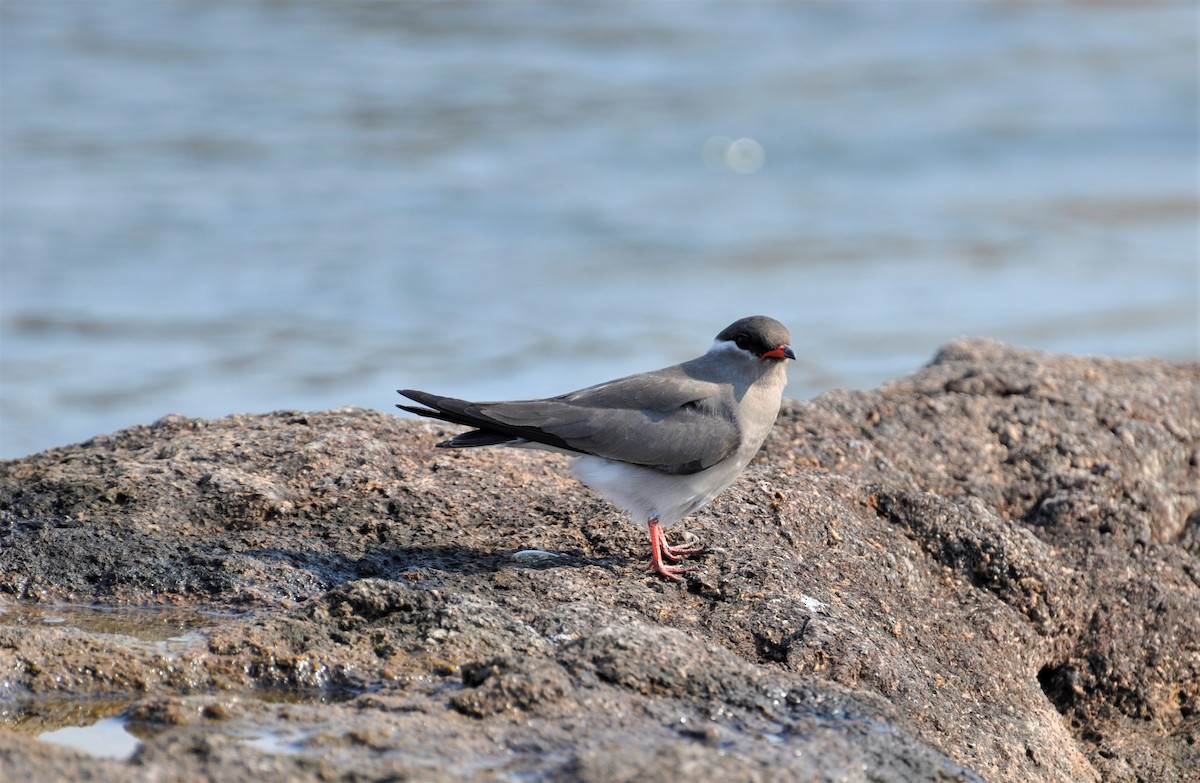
1 339 1196 782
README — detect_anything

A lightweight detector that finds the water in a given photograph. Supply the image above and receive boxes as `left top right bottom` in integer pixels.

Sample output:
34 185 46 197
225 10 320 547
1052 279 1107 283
38 716 142 761
0 599 355 761
0 600 219 650
2 1 1196 458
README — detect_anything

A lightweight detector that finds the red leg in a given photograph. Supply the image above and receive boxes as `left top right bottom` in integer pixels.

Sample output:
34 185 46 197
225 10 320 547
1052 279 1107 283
646 517 695 582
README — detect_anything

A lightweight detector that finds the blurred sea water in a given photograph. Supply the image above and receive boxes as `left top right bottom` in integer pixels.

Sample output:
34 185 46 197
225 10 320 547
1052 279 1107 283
1 1 1196 458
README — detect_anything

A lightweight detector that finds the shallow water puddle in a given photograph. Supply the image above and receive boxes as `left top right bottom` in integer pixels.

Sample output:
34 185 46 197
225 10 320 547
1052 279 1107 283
38 716 143 761
0 599 230 665
0 600 227 642
239 728 314 755
31 703 351 761
2 599 364 760
3 696 134 735
19 689 361 761
0 600 220 749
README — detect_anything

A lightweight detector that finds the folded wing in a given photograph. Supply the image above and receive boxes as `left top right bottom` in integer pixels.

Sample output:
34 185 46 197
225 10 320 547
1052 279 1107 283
397 373 738 475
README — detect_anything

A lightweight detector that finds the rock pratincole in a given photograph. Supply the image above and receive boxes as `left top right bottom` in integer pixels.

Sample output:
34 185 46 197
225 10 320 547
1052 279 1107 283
397 315 795 581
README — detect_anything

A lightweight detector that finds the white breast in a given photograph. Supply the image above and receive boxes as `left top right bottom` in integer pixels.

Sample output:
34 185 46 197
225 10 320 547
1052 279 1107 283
570 362 786 528
569 355 787 528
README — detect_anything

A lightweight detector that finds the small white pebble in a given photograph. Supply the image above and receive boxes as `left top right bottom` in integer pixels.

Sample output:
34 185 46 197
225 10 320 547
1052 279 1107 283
511 549 564 563
801 594 826 613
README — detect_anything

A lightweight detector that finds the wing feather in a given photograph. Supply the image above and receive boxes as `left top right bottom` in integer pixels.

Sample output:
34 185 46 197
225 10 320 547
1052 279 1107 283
398 371 739 475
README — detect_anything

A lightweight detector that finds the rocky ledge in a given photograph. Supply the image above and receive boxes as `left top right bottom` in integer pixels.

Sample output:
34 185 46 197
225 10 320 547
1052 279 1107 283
1 339 1197 782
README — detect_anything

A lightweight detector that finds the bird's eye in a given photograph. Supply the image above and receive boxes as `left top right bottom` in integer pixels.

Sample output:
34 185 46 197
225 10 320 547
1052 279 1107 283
734 335 753 351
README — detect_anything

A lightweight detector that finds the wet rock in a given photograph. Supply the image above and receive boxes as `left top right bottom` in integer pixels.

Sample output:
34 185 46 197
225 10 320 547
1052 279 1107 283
449 656 570 717
0 343 1197 782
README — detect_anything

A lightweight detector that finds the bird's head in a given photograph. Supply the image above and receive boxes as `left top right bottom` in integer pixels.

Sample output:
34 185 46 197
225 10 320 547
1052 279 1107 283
714 316 795 363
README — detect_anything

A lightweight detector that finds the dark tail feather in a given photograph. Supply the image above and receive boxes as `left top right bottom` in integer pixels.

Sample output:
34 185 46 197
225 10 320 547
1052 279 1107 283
397 391 520 449
395 389 482 429
395 402 459 425
440 430 521 448
396 389 580 454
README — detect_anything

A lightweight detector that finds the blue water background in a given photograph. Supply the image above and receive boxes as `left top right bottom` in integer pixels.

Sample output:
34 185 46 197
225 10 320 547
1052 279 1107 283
1 1 1196 458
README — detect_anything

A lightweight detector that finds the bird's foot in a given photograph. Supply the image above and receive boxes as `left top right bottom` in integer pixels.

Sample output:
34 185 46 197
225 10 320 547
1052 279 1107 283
661 531 704 561
646 518 703 581
645 558 695 582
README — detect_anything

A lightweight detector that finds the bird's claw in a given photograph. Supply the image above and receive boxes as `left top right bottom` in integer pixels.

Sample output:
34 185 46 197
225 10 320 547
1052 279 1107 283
646 560 696 582
646 518 703 581
661 532 704 560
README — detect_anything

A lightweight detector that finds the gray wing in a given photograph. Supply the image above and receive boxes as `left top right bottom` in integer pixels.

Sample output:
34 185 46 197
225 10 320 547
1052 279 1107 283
398 370 739 475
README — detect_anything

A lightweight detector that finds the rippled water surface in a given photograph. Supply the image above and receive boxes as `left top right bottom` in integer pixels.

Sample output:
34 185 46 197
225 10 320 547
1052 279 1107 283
2 1 1196 457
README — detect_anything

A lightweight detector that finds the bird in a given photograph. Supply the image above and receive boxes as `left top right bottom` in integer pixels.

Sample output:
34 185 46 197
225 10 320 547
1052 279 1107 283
396 315 795 582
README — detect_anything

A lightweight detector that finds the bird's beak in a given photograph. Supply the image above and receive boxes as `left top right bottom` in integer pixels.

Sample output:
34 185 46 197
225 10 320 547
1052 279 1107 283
761 345 796 361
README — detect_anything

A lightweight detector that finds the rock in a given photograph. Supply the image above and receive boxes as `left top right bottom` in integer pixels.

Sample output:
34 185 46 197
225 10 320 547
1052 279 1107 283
1 342 1196 782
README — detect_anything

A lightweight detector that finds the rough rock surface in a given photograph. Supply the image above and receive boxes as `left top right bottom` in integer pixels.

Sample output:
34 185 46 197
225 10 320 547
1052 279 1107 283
1 339 1196 782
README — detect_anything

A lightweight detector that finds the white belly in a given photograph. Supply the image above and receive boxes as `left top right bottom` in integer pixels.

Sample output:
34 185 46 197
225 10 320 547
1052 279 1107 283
570 451 751 528
567 358 786 528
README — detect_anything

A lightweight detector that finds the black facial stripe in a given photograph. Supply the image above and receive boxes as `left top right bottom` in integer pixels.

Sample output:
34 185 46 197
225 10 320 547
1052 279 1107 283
714 316 792 357
731 333 770 355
